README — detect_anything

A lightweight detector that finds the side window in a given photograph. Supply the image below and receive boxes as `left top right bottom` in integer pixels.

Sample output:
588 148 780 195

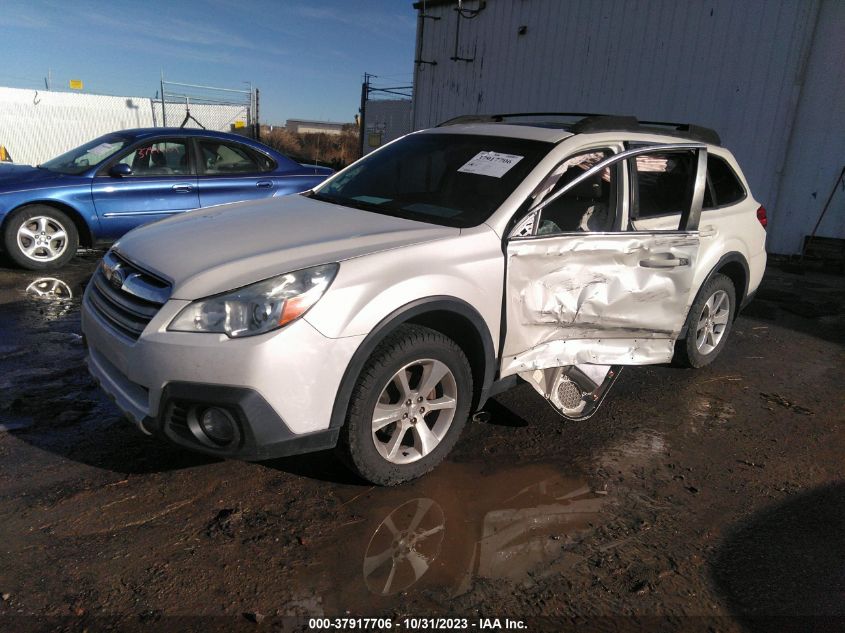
534 150 617 235
630 151 696 219
251 149 276 172
705 155 745 208
199 140 264 174
117 141 189 176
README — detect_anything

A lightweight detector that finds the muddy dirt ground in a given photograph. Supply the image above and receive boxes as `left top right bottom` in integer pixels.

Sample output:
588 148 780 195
0 252 843 632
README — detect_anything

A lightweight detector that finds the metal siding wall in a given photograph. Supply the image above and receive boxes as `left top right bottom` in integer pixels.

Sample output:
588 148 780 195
769 0 845 254
413 0 834 253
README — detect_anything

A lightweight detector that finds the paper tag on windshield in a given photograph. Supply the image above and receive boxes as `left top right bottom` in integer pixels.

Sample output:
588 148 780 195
458 151 524 178
89 142 119 156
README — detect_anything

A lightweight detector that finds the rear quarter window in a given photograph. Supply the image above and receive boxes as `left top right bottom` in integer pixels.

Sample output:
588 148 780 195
704 155 746 208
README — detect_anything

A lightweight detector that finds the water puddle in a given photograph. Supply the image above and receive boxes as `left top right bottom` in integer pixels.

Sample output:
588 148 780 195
0 260 98 431
686 394 736 435
301 461 605 611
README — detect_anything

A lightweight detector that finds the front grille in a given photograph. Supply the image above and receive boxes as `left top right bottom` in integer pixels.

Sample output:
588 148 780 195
86 251 171 341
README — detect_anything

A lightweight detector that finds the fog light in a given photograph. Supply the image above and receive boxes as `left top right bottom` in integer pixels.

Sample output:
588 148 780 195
198 407 236 446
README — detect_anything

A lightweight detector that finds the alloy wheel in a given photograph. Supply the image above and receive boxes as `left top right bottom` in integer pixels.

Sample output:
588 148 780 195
17 216 69 262
695 289 730 355
371 358 458 465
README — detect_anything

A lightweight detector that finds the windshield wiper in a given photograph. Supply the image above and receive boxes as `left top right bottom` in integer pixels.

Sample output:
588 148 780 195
306 191 338 204
308 191 386 213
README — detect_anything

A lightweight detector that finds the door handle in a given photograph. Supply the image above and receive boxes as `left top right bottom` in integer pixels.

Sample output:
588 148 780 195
172 184 193 193
256 180 273 189
639 254 690 268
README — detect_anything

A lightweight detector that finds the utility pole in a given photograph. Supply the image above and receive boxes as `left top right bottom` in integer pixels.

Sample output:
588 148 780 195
160 70 167 127
359 72 372 159
254 88 260 141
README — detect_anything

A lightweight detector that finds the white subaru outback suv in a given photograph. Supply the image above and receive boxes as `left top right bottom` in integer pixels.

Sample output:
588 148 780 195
81 114 767 485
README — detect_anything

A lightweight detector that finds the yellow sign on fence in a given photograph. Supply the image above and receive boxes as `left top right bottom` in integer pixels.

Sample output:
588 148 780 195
69 79 83 90
234 120 246 129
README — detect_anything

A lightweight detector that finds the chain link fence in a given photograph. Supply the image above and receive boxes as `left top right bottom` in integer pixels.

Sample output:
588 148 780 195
157 77 258 139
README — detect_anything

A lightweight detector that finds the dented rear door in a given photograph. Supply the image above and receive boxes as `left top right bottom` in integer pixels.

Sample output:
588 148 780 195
501 144 708 380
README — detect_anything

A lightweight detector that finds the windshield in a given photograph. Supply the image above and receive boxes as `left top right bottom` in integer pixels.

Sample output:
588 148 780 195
41 134 131 175
311 133 551 228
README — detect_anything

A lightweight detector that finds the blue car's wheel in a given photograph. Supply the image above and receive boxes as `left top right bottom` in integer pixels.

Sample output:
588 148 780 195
3 205 79 270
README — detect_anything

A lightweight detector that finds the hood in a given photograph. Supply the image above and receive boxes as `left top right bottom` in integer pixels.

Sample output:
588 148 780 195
114 194 457 299
0 163 65 189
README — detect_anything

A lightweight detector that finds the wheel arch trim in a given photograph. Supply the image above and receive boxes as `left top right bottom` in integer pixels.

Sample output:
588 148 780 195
705 251 750 308
680 251 750 338
329 296 496 430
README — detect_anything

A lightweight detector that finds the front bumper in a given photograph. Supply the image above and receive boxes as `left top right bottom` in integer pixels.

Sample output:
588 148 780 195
81 285 364 459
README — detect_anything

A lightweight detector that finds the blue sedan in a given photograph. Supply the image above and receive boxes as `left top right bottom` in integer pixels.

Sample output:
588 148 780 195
0 128 334 269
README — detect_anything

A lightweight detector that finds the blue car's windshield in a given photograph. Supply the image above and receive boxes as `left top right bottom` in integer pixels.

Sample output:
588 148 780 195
310 133 551 228
41 134 131 175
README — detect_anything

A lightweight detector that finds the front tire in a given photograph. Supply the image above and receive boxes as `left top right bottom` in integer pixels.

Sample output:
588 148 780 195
338 324 473 486
3 205 79 270
675 273 736 368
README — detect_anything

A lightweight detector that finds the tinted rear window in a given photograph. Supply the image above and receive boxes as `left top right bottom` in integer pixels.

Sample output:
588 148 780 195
705 155 745 208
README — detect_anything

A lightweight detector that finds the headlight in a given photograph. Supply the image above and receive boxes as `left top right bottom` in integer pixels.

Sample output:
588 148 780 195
168 263 338 338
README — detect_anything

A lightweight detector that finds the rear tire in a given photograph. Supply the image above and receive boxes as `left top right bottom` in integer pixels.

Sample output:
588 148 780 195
3 205 79 270
337 324 473 486
675 273 736 368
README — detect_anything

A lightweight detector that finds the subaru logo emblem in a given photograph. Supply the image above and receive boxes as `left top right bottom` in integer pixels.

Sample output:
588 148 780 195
108 266 125 290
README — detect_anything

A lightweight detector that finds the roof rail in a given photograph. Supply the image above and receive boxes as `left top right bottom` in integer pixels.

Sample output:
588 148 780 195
436 112 612 126
571 115 639 133
436 112 721 145
638 120 721 145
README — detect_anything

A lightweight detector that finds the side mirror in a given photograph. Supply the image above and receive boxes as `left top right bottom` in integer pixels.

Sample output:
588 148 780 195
109 163 132 177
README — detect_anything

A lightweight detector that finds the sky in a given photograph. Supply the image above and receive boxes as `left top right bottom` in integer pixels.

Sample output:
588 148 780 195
0 0 417 124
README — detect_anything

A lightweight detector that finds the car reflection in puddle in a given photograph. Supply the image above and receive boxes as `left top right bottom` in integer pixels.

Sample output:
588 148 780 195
363 497 446 596
26 277 73 300
324 461 605 607
23 276 76 319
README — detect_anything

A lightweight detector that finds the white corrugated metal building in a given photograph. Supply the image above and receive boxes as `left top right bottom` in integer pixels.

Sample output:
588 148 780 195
411 0 844 255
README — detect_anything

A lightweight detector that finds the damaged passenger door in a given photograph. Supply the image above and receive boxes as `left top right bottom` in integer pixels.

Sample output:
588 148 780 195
502 144 707 419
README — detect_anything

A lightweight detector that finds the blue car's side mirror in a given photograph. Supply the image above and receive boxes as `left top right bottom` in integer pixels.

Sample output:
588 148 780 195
109 163 132 177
